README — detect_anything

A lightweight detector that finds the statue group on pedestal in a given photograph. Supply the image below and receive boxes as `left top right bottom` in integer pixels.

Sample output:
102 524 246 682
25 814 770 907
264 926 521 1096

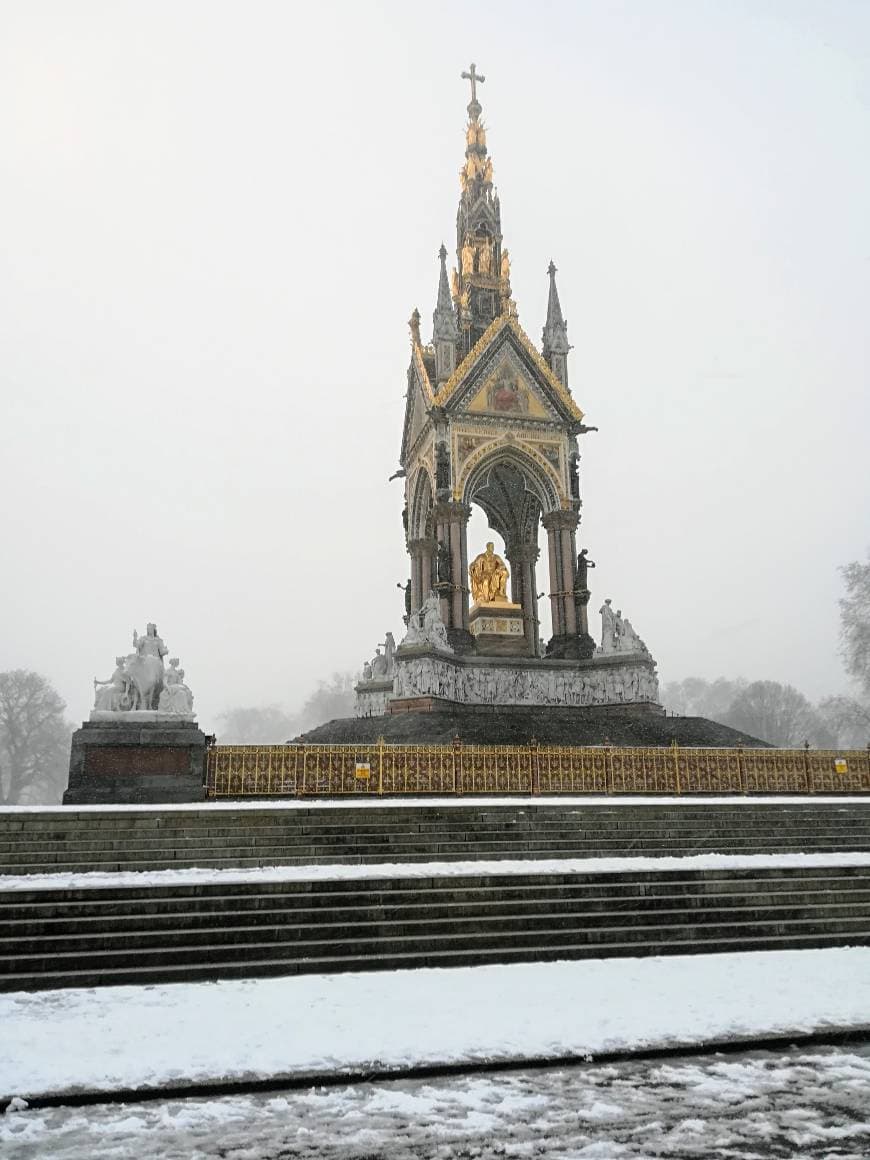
93 623 194 716
598 598 648 655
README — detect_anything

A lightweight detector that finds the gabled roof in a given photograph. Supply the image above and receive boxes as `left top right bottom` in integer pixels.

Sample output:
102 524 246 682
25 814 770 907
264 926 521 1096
432 315 584 423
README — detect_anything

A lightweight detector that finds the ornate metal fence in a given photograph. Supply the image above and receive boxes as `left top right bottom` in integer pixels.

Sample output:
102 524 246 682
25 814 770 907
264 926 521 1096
206 741 870 798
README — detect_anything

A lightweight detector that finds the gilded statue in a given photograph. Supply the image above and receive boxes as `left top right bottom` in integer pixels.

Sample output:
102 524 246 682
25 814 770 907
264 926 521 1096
451 269 460 301
469 542 509 604
500 248 511 283
483 157 493 183
461 237 475 275
478 242 492 275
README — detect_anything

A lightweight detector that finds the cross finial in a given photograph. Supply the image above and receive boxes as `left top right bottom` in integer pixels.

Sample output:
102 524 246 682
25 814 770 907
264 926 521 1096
461 62 485 107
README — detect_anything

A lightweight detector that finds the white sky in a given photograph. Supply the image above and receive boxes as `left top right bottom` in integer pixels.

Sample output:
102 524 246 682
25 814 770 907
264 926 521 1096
1 0 868 732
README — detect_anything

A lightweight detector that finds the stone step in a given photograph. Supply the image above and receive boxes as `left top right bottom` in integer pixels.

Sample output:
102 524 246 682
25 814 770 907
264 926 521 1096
6 821 870 853
4 914 870 980
8 887 870 934
6 897 870 953
5 928 868 992
6 870 870 920
5 841 869 876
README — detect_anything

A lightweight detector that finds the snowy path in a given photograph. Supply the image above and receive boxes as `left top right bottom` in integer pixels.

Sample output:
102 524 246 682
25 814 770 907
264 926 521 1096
3 1045 870 1159
4 849 870 892
2 794 867 815
3 948 870 1101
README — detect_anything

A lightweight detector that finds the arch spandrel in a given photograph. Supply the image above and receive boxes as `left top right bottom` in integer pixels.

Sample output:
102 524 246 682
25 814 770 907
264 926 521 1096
458 441 564 516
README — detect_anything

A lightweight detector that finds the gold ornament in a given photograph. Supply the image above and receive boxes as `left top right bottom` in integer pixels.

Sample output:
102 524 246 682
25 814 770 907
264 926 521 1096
469 542 509 604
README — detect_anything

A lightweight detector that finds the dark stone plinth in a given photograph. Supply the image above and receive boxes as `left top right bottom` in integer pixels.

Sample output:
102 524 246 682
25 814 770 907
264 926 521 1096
64 720 207 805
297 706 771 748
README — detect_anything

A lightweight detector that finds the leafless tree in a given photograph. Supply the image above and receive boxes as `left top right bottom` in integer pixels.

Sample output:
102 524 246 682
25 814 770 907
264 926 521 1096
839 552 870 699
0 670 72 804
216 704 301 744
724 680 831 748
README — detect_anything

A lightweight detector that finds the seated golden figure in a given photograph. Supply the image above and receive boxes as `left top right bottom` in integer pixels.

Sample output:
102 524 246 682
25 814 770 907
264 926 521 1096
469 542 509 604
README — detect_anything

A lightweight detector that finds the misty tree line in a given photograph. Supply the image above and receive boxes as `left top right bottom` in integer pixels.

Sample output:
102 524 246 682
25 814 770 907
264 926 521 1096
2 554 868 803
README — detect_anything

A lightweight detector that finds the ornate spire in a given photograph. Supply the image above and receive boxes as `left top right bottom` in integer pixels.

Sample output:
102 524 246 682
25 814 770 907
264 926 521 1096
454 64 512 355
542 260 571 390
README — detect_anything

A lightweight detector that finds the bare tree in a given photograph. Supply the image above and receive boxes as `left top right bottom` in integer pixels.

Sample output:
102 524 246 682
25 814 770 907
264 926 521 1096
216 704 301 744
724 680 829 747
839 552 870 699
661 677 747 722
297 672 357 732
817 695 870 748
0 670 72 805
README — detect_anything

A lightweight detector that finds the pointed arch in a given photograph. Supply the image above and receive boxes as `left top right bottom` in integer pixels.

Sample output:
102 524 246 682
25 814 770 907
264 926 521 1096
408 466 434 541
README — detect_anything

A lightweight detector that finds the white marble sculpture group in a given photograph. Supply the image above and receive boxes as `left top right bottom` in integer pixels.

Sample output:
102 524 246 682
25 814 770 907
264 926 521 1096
92 623 195 719
598 598 649 655
399 591 453 653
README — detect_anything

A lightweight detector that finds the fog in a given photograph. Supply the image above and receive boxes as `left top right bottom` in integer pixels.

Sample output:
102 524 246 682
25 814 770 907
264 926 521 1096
2 1 868 733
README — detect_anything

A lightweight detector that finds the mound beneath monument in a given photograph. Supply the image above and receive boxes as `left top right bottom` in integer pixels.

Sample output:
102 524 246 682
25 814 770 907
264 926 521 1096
296 706 769 747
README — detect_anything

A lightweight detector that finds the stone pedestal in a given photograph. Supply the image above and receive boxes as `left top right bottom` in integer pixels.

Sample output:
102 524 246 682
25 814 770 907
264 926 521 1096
469 601 526 657
64 719 208 805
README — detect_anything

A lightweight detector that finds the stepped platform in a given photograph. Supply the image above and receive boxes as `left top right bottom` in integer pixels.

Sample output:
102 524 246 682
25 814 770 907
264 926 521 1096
2 800 870 990
298 706 768 746
3 801 870 875
2 863 870 991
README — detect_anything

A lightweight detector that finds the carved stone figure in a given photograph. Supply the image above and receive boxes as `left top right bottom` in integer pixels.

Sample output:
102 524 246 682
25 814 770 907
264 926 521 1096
599 598 617 653
363 660 373 681
371 648 387 678
127 623 168 709
576 548 595 591
436 542 452 585
615 615 647 655
400 590 453 652
435 441 450 491
461 237 475 275
157 658 194 716
569 452 580 499
469 542 509 604
383 632 397 676
397 579 411 620
93 657 131 712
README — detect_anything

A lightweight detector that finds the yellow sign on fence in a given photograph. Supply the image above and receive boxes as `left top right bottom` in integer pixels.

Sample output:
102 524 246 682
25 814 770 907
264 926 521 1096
205 742 870 798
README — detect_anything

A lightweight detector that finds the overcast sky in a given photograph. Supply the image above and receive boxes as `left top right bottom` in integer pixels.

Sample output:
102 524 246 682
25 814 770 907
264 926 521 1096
2 0 868 732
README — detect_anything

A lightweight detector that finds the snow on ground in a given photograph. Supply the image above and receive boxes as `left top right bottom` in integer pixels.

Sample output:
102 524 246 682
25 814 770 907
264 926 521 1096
3 948 870 1101
3 849 870 892
3 1045 870 1159
2 794 868 814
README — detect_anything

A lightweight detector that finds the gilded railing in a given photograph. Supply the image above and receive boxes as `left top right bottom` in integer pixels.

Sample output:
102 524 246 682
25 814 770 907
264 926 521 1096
205 741 870 798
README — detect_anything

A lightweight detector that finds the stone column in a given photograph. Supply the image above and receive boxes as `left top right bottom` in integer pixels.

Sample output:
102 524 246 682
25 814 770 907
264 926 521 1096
507 542 541 657
542 510 580 658
433 500 473 651
408 538 436 613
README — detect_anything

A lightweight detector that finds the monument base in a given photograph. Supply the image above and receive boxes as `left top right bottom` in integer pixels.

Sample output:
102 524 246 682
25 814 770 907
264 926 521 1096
468 601 526 656
64 720 208 805
355 647 659 718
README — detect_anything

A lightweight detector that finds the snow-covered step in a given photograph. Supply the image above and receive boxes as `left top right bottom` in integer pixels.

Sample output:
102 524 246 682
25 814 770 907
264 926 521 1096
2 864 869 991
